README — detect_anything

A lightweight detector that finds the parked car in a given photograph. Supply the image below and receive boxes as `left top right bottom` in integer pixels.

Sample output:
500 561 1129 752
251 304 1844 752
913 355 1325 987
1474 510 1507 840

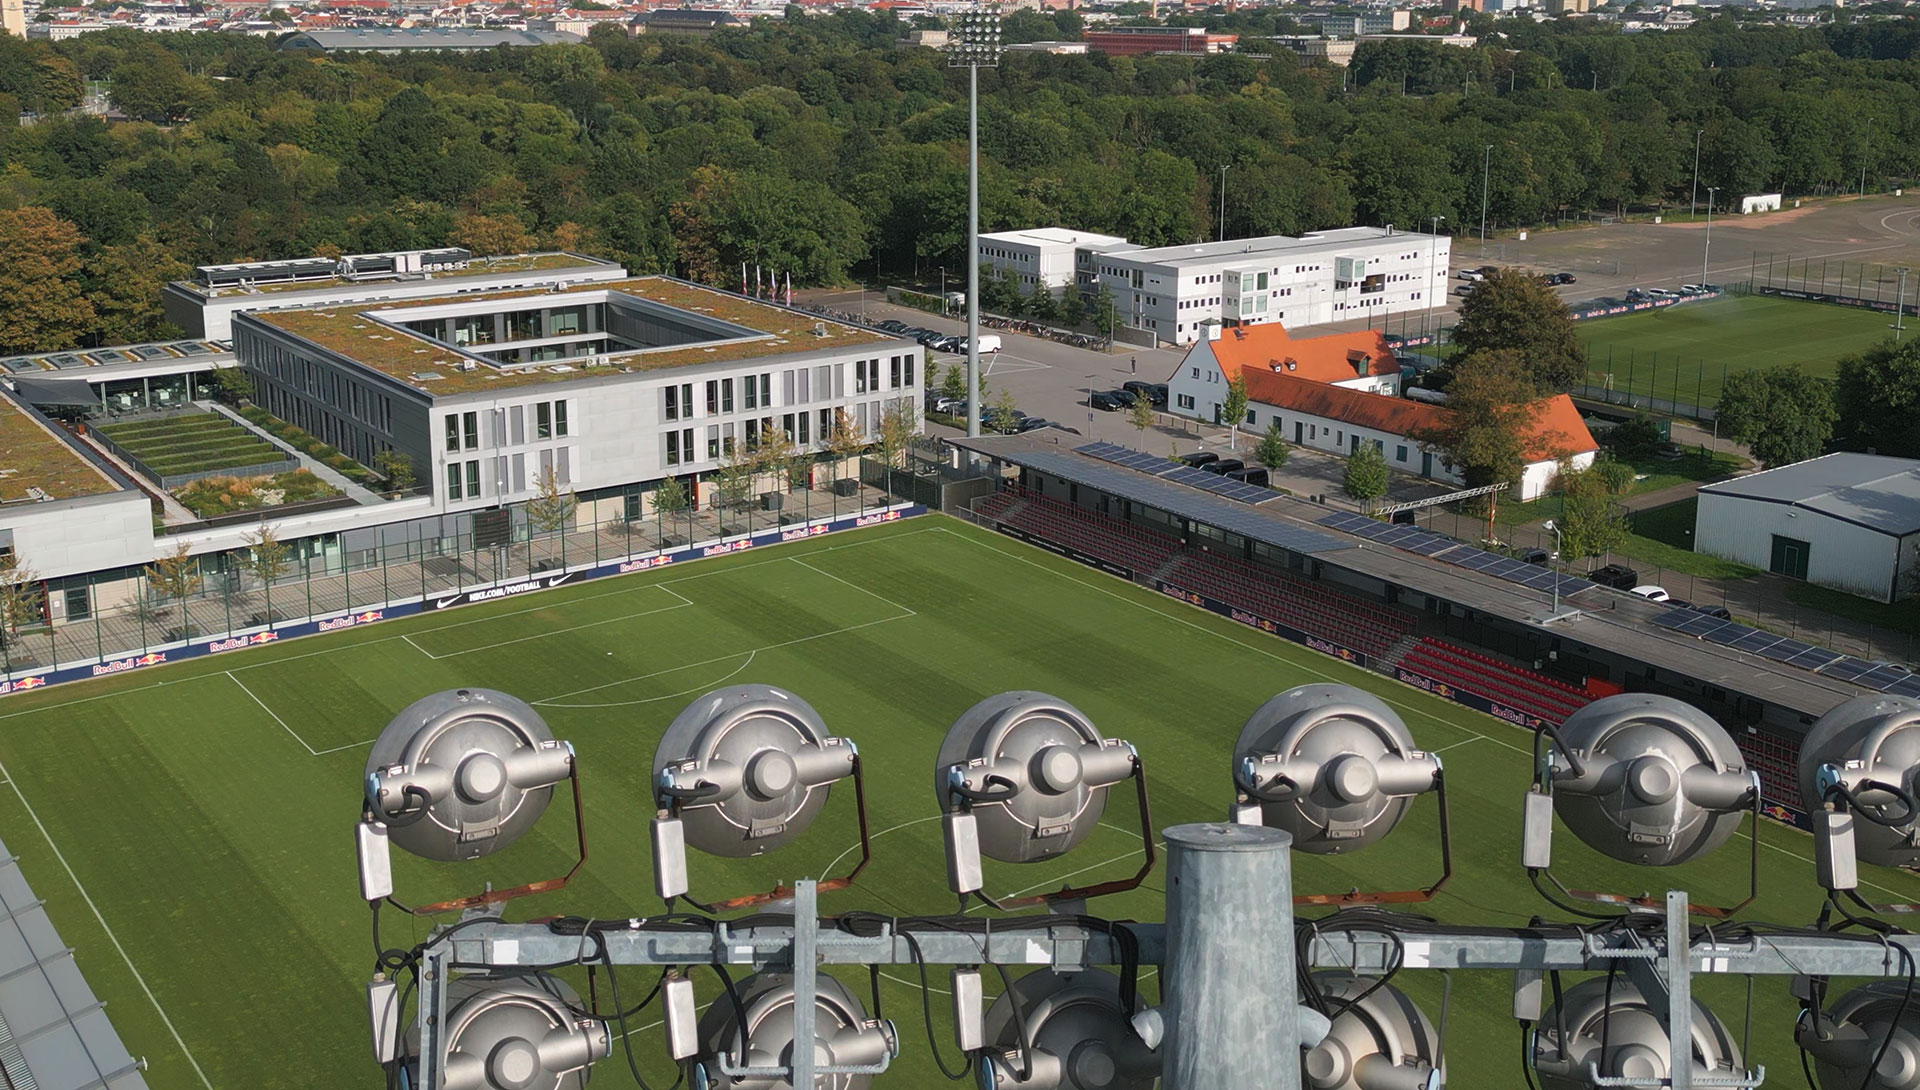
1546 272 1576 285
915 330 946 347
1587 563 1640 589
1680 284 1708 295
1474 265 1500 277
1178 451 1220 468
1227 467 1271 487
1089 390 1132 412
1688 603 1733 619
1625 288 1649 301
1013 416 1056 433
1204 458 1246 475
1123 381 1169 407
951 335 1002 355
1519 548 1552 565
1629 585 1671 602
1458 270 1485 283
877 319 911 334
1646 288 1680 299
924 392 964 415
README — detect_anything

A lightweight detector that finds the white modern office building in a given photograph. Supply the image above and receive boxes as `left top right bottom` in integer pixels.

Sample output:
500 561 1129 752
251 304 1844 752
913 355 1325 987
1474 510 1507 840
1086 226 1450 346
975 228 1137 297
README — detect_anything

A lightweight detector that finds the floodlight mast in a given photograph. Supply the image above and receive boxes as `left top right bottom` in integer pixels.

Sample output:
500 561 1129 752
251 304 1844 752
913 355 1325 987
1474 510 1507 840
947 6 1000 439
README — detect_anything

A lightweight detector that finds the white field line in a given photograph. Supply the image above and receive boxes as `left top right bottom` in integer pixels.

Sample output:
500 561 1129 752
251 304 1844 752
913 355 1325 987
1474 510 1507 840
402 586 694 660
788 557 918 618
0 757 213 1088
533 652 760 711
228 671 375 756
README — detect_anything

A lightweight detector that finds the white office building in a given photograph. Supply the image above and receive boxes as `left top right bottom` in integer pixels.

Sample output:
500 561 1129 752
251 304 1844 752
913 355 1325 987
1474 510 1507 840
975 228 1137 297
1087 226 1451 346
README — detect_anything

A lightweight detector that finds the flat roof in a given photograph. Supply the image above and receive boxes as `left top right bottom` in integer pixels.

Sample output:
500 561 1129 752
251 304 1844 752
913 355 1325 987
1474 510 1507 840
978 227 1136 250
253 277 901 397
0 396 121 502
177 252 616 300
1102 227 1432 269
1 340 234 376
1701 454 1920 535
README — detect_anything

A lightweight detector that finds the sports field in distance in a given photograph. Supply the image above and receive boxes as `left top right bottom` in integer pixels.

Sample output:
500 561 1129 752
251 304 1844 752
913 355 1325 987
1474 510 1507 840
1579 293 1895 409
1 515 1911 1088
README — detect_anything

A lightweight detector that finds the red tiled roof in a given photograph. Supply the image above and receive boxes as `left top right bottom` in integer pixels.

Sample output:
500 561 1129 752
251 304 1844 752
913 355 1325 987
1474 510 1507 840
1249 371 1596 462
1210 323 1398 385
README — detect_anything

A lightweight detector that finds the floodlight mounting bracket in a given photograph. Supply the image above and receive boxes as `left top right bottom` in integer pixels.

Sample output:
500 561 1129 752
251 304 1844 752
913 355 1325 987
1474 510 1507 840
957 754 1156 913
361 760 590 917
1282 768 1454 908
660 752 872 915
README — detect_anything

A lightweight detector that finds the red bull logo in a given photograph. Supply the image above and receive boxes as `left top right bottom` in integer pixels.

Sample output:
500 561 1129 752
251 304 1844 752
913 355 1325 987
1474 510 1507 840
318 610 381 633
702 540 752 558
209 630 282 654
855 510 902 528
781 524 832 543
0 676 47 696
619 555 674 574
93 652 165 677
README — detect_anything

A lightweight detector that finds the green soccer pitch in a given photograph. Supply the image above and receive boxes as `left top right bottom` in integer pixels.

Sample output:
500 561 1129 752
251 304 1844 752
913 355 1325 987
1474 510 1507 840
1 515 1914 1088
1580 294 1895 409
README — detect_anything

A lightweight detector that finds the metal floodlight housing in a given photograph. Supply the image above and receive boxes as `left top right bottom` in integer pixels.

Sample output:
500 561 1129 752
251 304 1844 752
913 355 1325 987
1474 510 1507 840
1524 693 1759 917
1304 973 1444 1090
1230 685 1451 906
692 971 896 1090
359 688 584 914
934 691 1155 910
1800 695 1920 910
1797 980 1920 1090
412 973 609 1090
1531 976 1744 1090
977 968 1159 1090
945 5 1002 67
651 685 866 912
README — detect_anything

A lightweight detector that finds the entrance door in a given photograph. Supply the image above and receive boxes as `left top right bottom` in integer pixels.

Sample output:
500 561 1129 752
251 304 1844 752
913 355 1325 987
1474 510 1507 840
1420 452 1433 478
1294 421 1304 444
1351 434 1361 455
1770 534 1811 579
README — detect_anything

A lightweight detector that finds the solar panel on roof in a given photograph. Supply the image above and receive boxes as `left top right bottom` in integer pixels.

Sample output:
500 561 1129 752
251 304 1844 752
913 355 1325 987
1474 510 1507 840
1406 534 1459 557
1 358 32 373
1731 632 1784 654
1703 622 1749 646
1786 647 1844 670
1316 511 1375 533
49 354 83 369
1861 667 1915 691
1455 550 1505 571
173 342 212 356
133 345 171 361
1652 608 1696 631
1678 614 1737 638
1889 676 1920 698
1757 638 1811 662
1823 658 1878 683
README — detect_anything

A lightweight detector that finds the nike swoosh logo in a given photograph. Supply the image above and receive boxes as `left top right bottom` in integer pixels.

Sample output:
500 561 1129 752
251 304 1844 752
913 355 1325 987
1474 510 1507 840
432 596 460 610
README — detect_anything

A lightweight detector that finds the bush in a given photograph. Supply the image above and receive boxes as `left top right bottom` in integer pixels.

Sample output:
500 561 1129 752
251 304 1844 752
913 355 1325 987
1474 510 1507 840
1606 415 1663 461
1592 453 1635 495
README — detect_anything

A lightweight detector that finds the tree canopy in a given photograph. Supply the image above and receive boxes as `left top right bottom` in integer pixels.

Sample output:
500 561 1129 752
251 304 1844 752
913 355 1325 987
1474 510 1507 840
1835 338 1920 458
1716 363 1837 469
1448 268 1586 393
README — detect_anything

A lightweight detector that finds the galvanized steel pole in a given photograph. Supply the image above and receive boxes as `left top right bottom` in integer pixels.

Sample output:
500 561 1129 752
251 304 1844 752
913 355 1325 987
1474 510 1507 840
1163 822 1300 1090
966 60 982 438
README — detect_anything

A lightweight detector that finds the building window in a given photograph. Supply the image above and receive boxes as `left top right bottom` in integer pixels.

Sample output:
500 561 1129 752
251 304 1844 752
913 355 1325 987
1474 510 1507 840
707 426 721 460
444 413 460 453
798 411 810 445
1177 394 1196 410
537 401 553 438
867 359 881 392
706 380 719 415
1246 410 1256 426
462 411 478 451
666 430 684 466
446 463 462 500
664 383 692 422
1396 444 1408 462
721 378 735 413
466 460 480 498
553 401 569 437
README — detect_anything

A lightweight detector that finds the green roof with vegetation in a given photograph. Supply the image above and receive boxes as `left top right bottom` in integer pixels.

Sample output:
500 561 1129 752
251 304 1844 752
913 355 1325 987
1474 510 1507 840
0 398 120 502
184 253 612 298
255 276 897 396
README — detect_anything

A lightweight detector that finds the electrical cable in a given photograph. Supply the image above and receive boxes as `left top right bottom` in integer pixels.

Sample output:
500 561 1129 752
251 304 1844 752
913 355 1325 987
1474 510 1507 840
900 927 972 1081
1861 936 1915 1090
599 945 681 1090
1520 1020 1541 1090
1827 779 1919 828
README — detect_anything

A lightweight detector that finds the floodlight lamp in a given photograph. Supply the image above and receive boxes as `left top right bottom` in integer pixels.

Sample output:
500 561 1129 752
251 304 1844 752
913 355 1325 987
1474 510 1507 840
1797 980 1920 1090
650 685 866 912
409 973 609 1090
1531 976 1744 1090
357 688 584 914
934 691 1155 910
692 971 897 1090
1230 685 1450 905
1304 973 1444 1090
976 968 1159 1090
1523 693 1759 917
1800 695 1920 908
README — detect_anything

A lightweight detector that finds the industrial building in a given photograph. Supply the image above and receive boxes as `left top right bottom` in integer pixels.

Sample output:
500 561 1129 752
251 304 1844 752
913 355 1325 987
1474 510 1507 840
1694 453 1920 603
1080 25 1237 55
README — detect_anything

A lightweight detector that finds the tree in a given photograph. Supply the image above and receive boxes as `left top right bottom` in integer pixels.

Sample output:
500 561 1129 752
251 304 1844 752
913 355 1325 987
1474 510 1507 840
1344 441 1390 502
1089 284 1117 340
1835 340 1920 458
145 541 203 636
1450 269 1587 393
526 465 578 534
0 206 94 355
1411 350 1547 528
240 523 290 621
1605 415 1663 462
375 449 416 493
1556 460 1631 561
1256 421 1292 470
1129 391 1156 449
206 366 252 406
714 435 759 514
652 475 692 539
826 408 867 478
1221 373 1249 450
1591 453 1635 496
1716 364 1836 470
0 554 43 640
754 419 802 490
82 234 186 346
942 364 967 406
988 390 1021 434
450 213 536 257
877 399 917 470
1059 281 1085 328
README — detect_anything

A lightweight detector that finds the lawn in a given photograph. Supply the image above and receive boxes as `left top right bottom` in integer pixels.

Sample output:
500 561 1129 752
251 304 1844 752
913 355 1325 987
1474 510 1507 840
1613 497 1762 579
0 516 1901 1089
1579 294 1894 407
100 411 289 477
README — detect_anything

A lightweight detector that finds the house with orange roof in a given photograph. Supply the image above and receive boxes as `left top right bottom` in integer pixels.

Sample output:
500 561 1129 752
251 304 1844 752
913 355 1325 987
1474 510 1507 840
1170 323 1596 501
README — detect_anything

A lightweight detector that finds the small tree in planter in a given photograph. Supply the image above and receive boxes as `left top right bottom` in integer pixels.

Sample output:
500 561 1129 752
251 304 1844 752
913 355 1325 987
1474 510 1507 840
1256 421 1291 470
1129 392 1156 449
0 554 43 658
145 541 203 640
206 366 252 406
714 436 759 532
374 450 416 497
826 408 866 495
652 475 692 546
525 466 578 568
240 522 291 624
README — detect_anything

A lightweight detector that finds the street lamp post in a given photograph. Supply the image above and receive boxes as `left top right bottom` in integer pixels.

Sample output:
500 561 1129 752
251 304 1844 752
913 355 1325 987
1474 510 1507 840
1896 268 1911 342
1544 519 1564 618
1219 164 1229 241
1861 117 1876 201
948 7 1001 440
1690 128 1703 222
1703 186 1716 290
1426 215 1445 340
1479 144 1493 259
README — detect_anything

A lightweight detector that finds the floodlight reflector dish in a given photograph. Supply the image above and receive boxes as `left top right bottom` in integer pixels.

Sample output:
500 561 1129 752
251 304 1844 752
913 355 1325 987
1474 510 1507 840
1800 695 1920 871
693 971 896 1090
1546 693 1754 867
1798 980 1920 1090
978 968 1158 1090
1233 685 1440 855
1304 974 1443 1090
1531 976 1743 1090
653 685 855 859
365 689 574 863
425 973 609 1090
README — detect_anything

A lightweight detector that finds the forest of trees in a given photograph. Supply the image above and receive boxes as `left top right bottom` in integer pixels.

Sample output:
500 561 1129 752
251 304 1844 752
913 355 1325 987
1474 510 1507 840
2 9 1919 351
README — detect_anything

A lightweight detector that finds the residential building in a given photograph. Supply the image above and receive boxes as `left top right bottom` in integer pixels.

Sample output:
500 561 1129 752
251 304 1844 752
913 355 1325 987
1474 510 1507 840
1082 25 1236 55
976 228 1138 298
1300 10 1411 35
1086 226 1450 345
1694 454 1920 603
1168 323 1595 501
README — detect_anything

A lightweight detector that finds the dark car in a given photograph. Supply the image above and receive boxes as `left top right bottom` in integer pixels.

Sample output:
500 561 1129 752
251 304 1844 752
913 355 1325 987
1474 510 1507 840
1227 466 1271 487
1177 451 1220 468
1519 548 1552 565
1122 381 1169 408
1203 458 1246 475
1013 416 1056 433
916 330 950 348
1547 272 1576 285
1688 603 1733 619
1625 288 1649 301
1474 265 1500 277
1089 390 1132 412
877 319 911 334
1587 563 1641 590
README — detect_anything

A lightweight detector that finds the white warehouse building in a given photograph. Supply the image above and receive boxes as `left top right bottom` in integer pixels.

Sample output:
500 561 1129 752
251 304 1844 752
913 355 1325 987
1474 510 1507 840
1694 454 1920 603
975 228 1137 296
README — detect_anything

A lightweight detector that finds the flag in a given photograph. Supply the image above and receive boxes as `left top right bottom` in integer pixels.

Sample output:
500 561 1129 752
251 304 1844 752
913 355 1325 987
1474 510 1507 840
784 271 792 307
741 262 747 296
755 264 763 298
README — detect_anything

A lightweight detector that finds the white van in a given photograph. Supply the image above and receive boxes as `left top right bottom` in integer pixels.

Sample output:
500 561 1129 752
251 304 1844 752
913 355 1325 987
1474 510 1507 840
958 335 1001 355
